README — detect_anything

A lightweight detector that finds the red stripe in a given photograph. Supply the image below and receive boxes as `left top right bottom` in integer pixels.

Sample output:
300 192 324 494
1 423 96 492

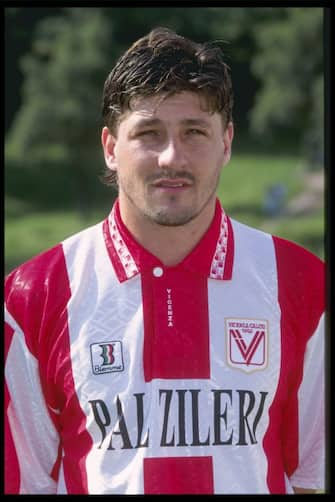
223 216 234 279
231 329 247 353
263 236 324 493
244 331 265 365
103 218 128 282
142 269 210 381
5 245 94 493
143 456 214 494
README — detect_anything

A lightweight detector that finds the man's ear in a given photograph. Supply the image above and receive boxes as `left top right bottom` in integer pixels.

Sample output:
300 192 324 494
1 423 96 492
222 121 234 165
101 126 118 171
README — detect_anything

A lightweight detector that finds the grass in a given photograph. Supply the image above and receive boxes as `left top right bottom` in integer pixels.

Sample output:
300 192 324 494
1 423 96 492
218 153 304 208
218 153 325 259
4 205 103 274
4 152 325 274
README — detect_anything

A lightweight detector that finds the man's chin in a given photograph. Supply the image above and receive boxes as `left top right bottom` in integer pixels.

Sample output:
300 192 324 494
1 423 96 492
145 207 197 227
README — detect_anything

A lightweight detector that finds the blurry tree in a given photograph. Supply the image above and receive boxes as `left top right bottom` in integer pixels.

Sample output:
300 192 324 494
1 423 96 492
249 7 324 167
5 7 113 215
208 7 289 140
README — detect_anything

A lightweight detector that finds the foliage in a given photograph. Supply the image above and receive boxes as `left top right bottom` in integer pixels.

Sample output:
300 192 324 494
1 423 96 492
5 6 325 217
249 8 324 166
8 10 103 150
6 8 112 212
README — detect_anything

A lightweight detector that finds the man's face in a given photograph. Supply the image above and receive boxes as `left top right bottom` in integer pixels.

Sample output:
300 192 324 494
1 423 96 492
102 91 233 227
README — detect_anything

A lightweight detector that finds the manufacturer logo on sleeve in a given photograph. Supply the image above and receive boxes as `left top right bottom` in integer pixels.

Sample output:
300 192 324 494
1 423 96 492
90 341 124 375
225 318 268 372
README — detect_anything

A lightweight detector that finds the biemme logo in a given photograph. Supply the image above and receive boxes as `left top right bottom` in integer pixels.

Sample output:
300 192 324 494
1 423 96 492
90 341 124 375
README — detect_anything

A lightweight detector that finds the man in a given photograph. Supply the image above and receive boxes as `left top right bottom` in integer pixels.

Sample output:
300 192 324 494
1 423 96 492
5 27 325 494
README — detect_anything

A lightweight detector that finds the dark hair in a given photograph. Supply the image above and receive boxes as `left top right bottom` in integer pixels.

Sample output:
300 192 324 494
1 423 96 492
101 27 233 186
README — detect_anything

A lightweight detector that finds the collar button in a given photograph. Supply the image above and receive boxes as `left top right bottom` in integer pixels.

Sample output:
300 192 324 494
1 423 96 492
153 267 164 277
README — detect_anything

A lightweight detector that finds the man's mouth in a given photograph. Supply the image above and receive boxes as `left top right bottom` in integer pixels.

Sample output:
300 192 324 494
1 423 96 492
151 179 192 190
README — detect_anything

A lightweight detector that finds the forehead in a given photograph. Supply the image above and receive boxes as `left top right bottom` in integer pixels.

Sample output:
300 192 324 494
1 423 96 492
121 91 218 125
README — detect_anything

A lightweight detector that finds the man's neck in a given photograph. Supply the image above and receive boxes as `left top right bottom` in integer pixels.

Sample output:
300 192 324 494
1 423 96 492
118 199 217 267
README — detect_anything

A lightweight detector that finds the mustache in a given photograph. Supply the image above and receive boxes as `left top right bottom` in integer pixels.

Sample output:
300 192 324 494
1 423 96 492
146 170 195 183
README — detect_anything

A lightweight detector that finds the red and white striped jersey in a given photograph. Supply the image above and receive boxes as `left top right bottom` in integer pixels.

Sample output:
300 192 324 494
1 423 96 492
4 199 325 494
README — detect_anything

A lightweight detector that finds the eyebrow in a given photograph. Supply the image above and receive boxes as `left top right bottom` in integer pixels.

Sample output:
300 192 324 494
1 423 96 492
180 118 212 128
133 117 212 129
133 118 161 128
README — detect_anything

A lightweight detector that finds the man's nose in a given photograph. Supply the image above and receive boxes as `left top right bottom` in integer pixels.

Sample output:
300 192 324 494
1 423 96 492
158 137 187 169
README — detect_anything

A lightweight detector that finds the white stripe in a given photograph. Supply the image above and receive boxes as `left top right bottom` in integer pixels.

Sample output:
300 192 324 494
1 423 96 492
289 313 325 490
6 327 59 493
209 219 281 493
62 222 146 493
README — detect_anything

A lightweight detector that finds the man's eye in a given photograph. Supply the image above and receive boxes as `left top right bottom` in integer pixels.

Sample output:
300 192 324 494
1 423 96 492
138 130 160 137
187 128 206 136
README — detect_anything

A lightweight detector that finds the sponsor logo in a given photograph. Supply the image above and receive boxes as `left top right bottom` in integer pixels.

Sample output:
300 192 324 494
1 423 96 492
90 341 124 375
88 388 268 450
225 318 268 372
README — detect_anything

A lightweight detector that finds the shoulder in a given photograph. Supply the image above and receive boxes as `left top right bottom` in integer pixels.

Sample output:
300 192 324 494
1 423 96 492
5 221 104 293
230 217 324 282
272 233 324 268
271 234 324 295
5 221 105 337
4 243 70 356
273 234 325 330
230 218 324 335
271 235 324 346
5 243 67 302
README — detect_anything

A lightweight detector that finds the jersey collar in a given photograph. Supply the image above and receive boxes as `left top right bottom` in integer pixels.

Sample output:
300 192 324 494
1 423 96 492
103 198 234 283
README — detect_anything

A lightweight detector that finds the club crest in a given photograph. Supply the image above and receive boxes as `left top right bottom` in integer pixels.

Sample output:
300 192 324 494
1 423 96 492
225 318 268 372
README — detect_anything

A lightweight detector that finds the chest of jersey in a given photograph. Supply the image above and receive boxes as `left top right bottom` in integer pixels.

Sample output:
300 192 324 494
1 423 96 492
55 220 286 493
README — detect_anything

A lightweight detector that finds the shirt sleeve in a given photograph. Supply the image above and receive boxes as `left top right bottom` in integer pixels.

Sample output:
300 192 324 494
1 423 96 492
288 312 326 490
273 235 325 492
4 246 68 494
5 309 61 494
